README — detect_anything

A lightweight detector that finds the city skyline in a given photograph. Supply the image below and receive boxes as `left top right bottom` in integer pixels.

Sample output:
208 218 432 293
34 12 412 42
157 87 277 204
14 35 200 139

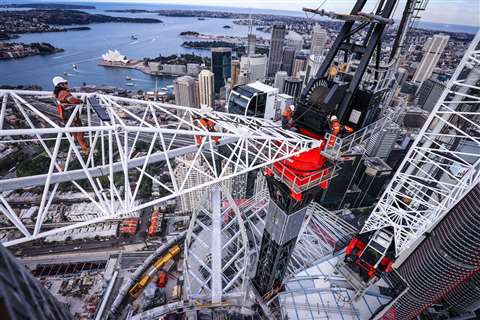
56 0 480 26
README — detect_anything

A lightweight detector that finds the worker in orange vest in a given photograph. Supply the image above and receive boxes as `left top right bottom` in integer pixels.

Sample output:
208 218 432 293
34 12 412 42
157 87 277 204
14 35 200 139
53 76 89 155
194 106 219 146
328 62 339 83
281 104 295 129
327 115 354 148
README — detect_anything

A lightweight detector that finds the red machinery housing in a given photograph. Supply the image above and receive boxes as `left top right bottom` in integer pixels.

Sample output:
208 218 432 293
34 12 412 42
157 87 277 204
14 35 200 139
269 138 330 201
345 229 395 281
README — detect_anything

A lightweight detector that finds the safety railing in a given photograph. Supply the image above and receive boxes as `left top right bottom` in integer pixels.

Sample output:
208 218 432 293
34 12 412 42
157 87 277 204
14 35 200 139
269 162 336 194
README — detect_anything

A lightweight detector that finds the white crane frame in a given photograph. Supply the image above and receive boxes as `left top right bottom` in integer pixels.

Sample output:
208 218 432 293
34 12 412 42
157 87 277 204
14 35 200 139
0 90 320 246
362 32 480 256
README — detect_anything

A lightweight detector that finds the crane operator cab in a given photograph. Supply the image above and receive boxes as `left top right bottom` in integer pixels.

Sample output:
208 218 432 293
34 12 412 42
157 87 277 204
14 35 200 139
335 228 395 300
345 228 395 281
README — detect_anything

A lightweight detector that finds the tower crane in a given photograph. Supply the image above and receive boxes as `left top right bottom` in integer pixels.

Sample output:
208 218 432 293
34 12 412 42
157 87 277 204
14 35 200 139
6 0 475 318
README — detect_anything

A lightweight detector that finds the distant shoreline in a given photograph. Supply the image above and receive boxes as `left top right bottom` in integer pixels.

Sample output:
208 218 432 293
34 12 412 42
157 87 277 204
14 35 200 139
98 60 189 77
0 3 96 10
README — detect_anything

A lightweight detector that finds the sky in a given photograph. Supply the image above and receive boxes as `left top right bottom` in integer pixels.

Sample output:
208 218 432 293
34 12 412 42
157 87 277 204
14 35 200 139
49 1 480 26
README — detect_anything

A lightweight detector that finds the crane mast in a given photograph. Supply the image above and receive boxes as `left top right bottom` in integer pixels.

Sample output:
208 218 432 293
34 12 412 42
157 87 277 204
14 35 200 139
253 0 414 299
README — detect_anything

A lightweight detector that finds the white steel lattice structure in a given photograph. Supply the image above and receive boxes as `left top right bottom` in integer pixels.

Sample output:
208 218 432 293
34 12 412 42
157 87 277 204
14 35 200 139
0 90 321 246
362 32 480 256
184 184 251 308
287 203 357 278
181 180 358 311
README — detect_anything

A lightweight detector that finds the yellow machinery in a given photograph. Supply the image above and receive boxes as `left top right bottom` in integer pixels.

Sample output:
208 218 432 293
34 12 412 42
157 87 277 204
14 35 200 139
129 244 181 299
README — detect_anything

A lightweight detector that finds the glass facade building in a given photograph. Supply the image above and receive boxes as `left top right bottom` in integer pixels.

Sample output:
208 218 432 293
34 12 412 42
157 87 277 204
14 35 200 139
211 47 232 93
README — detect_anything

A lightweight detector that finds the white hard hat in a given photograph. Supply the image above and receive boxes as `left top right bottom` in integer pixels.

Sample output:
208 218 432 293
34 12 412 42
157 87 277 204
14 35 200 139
52 76 67 87
289 105 295 112
330 115 338 121
200 104 213 114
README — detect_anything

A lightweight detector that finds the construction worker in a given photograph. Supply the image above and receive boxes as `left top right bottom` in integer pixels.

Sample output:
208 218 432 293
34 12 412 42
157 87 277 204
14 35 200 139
327 62 339 83
281 104 295 129
53 76 89 155
194 106 219 146
327 115 354 148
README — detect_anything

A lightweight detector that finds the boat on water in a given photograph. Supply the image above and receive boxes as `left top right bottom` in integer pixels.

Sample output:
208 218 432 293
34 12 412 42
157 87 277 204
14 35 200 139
63 72 68 76
72 64 78 70
125 82 135 87
197 17 205 20
126 76 132 81
131 35 138 40
223 25 232 29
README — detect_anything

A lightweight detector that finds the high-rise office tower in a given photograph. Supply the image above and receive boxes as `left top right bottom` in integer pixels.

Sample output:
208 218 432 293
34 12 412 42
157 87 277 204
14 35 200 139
283 77 303 99
297 70 307 89
417 78 445 112
247 34 256 56
0 244 72 319
231 60 240 87
246 12 256 57
305 54 324 84
211 47 232 93
382 184 480 319
285 31 304 51
310 24 327 55
174 75 199 108
198 70 215 108
174 156 210 214
281 46 296 76
240 54 267 83
274 71 288 93
412 34 449 85
292 53 307 78
266 24 286 78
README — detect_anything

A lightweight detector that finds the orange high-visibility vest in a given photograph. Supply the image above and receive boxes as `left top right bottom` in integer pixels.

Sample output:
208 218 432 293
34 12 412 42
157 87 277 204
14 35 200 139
282 108 293 118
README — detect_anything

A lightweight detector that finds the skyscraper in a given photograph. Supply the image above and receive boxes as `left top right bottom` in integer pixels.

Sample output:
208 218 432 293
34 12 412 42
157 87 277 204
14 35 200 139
174 156 209 214
231 59 240 87
198 70 215 108
247 34 256 56
305 54 324 84
266 24 286 78
382 184 480 319
412 34 449 85
173 75 199 108
240 54 267 83
417 78 445 112
285 31 303 51
211 47 232 93
310 24 327 55
247 12 256 57
291 53 307 78
283 77 303 99
274 71 288 93
281 46 296 76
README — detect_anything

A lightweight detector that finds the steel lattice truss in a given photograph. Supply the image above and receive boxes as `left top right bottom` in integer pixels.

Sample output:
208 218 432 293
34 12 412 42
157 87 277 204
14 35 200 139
0 90 320 246
362 32 480 256
184 185 250 308
287 203 358 278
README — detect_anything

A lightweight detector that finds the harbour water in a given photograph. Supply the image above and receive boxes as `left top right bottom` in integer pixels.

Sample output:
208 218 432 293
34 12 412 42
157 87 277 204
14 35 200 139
0 1 477 91
0 3 257 91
